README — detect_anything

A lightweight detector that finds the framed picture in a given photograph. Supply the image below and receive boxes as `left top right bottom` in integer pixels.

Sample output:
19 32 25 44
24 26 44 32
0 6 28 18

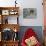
9 10 18 15
23 8 37 19
2 10 9 15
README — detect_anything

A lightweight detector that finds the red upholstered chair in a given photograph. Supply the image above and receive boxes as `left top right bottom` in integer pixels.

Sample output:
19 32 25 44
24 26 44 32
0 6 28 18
21 28 41 46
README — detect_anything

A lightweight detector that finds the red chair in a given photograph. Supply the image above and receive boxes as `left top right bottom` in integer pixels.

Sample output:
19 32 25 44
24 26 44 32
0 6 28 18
21 28 41 46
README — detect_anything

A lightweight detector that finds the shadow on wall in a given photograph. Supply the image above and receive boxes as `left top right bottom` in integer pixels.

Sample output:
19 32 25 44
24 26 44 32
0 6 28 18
18 26 44 44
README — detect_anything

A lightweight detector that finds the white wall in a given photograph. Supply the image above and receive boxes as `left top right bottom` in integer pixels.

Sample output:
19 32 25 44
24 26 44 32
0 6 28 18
18 0 44 26
0 0 44 26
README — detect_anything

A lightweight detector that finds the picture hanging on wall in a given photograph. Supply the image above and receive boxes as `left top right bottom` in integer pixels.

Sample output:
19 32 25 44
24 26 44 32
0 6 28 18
23 8 37 19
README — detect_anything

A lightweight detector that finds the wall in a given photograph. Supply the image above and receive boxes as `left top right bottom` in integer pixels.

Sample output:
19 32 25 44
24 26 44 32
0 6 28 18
0 0 44 26
18 0 44 26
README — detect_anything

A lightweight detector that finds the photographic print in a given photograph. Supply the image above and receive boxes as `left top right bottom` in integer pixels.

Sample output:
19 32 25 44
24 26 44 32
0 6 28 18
2 10 9 15
23 8 37 19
